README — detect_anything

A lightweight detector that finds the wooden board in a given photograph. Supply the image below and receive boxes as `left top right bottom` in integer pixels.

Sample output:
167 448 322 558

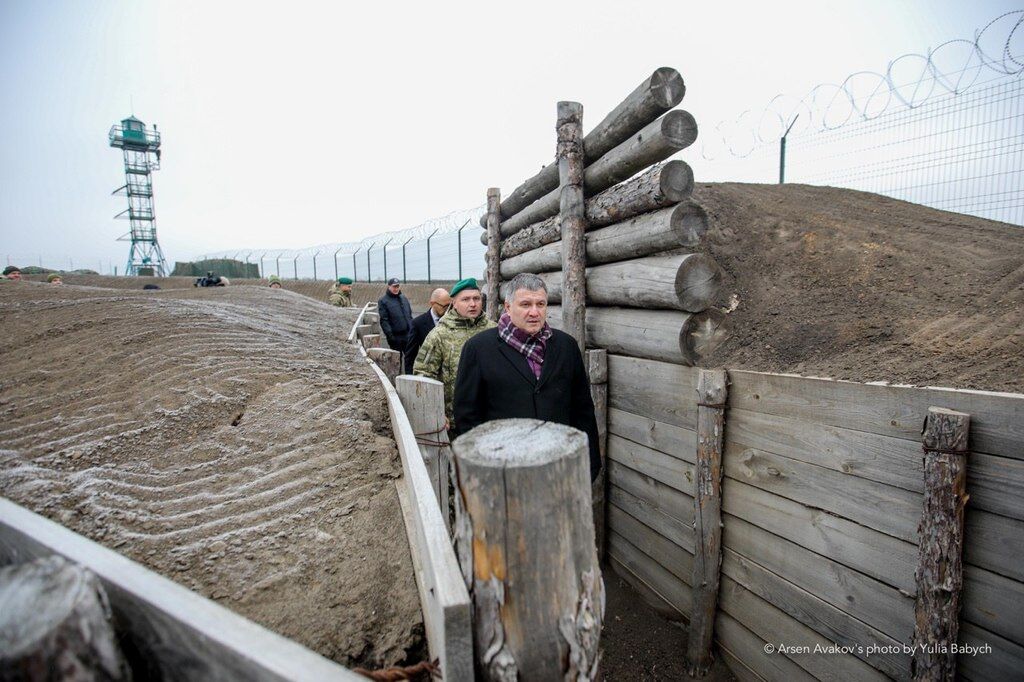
363 360 473 681
958 621 1024 681
964 507 1024 583
0 499 362 682
608 407 697 462
722 537 910 680
608 502 693 585
963 564 1024 646
728 369 1024 459
715 611 816 682
723 440 922 544
608 460 694 529
721 477 918 593
609 484 695 554
608 433 695 496
607 530 693 617
718 573 889 682
722 512 914 645
607 354 699 429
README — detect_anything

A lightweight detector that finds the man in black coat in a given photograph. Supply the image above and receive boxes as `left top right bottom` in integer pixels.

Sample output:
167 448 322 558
452 273 601 481
377 277 414 356
404 287 451 374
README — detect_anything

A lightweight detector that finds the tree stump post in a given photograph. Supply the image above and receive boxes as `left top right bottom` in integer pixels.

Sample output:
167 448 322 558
587 349 608 560
686 368 727 677
0 555 131 681
396 375 452 529
485 188 502 322
367 347 401 386
355 324 373 345
452 419 604 680
363 312 382 336
558 100 587 356
912 407 970 682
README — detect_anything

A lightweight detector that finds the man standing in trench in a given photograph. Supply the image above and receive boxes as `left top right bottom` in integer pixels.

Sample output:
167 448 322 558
378 277 414 356
405 287 451 374
414 278 495 433
452 272 601 481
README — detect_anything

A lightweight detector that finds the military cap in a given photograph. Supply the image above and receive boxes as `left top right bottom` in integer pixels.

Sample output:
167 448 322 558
449 277 480 298
3 266 20 275
47 273 62 282
338 276 353 285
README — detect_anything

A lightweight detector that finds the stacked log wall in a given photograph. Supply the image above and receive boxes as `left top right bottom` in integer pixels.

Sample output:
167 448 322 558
603 353 1024 680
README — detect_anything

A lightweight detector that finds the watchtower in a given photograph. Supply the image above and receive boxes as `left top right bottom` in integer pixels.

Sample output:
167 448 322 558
109 115 167 276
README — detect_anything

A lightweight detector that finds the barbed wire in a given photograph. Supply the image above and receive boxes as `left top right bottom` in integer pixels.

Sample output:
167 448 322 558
702 10 1024 160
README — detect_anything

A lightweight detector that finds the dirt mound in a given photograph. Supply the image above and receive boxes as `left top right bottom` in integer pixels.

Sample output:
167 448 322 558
694 183 1024 393
0 282 422 667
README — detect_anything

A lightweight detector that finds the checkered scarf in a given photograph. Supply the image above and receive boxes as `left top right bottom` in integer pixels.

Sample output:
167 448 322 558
498 311 553 379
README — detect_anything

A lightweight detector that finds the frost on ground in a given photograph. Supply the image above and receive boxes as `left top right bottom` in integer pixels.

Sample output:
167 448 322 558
0 282 423 668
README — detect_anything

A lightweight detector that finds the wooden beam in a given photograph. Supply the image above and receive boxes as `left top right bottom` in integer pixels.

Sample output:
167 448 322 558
546 305 729 366
482 160 695 255
500 201 709 277
487 67 686 226
912 407 970 682
361 333 381 350
558 100 587 356
366 347 401 386
687 369 727 677
485 188 502 322
452 420 603 680
538 253 724 313
588 349 608 560
0 499 362 681
499 110 699 238
395 375 451 530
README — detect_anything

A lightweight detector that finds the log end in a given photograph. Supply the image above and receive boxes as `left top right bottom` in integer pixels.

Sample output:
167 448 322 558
453 419 588 469
662 110 699 150
922 407 971 453
659 160 696 202
680 308 729 366
675 254 726 312
672 201 708 247
650 67 686 108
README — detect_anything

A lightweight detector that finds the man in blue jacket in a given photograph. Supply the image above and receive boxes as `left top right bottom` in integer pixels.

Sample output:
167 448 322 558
377 277 414 358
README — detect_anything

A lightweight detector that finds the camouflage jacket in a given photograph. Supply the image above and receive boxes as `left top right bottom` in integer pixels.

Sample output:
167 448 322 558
328 284 352 307
413 308 496 427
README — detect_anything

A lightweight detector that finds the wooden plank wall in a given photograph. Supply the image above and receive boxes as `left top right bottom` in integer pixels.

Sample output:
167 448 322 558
604 354 1024 681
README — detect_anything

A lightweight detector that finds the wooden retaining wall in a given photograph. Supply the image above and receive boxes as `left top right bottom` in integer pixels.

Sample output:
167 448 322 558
604 354 1024 681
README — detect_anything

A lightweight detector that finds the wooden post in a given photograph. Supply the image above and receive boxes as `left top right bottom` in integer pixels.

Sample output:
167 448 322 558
485 188 502 322
396 375 452 530
361 333 381 350
355 324 373 344
686 368 727 677
363 312 382 336
912 407 970 682
367 347 401 386
587 349 608 560
452 419 603 680
0 556 130 680
558 100 586 356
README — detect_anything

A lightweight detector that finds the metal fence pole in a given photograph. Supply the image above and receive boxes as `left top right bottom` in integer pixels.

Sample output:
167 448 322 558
426 228 439 283
366 242 375 282
353 246 362 282
312 250 321 280
401 236 414 281
275 252 283 277
382 238 394 281
457 219 470 280
334 247 343 281
779 114 799 184
292 254 299 280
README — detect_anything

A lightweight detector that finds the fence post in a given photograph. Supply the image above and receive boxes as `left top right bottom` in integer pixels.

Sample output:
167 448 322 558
352 246 361 282
912 407 970 682
366 242 375 282
334 247 343 281
355 324 373 345
426 228 438 283
452 419 603 680
292 255 299 280
396 376 451 530
367 348 401 387
687 368 727 676
586 349 608 559
557 100 586 356
485 188 502 321
361 334 382 350
402 236 414 282
312 250 320 280
457 219 470 281
382 238 393 282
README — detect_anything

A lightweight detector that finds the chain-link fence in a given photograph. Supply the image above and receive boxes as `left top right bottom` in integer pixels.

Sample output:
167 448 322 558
199 205 487 282
699 10 1023 226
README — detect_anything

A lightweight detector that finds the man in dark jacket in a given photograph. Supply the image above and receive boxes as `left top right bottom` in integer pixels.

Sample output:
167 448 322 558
378 277 414 357
452 273 601 481
404 287 451 374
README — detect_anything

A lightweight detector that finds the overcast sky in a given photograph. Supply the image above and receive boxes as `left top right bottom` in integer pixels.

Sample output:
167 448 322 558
0 0 1017 270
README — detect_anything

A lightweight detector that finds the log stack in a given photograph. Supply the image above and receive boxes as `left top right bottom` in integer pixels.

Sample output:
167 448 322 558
481 67 728 366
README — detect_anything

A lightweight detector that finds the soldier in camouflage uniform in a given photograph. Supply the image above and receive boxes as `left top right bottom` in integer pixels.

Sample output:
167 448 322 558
413 278 496 430
328 277 354 306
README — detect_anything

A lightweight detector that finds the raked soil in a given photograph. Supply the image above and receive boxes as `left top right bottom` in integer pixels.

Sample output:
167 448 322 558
0 281 423 668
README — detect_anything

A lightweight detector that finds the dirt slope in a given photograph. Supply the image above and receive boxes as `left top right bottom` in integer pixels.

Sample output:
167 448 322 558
0 282 422 667
693 183 1024 393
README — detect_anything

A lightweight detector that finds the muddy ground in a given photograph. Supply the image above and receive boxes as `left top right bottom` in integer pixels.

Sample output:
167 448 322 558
0 282 422 668
695 183 1024 392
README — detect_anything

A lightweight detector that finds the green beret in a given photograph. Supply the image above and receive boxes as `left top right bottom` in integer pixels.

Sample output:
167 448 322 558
449 277 480 298
267 275 281 283
337 277 353 285
47 273 61 282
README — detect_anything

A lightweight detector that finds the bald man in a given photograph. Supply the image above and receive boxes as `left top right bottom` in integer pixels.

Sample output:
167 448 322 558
405 288 451 374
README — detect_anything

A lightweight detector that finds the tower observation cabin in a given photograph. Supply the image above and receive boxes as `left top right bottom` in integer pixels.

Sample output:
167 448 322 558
109 115 167 276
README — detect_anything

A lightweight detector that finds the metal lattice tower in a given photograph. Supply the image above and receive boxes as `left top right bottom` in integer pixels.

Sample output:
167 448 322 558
109 116 167 276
